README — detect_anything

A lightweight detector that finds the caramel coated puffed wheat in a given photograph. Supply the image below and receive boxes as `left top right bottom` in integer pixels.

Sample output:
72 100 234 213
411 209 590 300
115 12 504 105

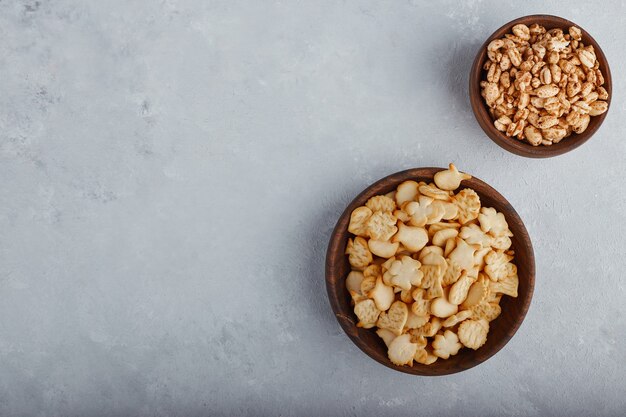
344 164 519 366
481 23 609 146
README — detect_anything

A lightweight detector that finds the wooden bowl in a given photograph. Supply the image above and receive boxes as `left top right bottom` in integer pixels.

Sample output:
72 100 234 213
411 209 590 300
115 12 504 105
325 168 535 375
469 15 612 158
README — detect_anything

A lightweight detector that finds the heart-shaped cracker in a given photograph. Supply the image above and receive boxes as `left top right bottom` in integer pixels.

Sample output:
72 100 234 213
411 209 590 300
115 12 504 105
377 301 409 335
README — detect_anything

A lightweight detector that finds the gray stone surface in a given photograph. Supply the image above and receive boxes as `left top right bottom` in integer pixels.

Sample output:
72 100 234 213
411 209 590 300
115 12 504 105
1 0 625 416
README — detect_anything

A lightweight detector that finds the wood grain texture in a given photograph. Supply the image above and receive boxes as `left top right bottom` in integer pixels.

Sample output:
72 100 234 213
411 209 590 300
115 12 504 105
469 14 612 158
325 168 535 376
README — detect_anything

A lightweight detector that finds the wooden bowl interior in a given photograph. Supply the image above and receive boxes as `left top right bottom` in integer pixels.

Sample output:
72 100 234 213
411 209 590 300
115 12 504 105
325 168 535 375
469 15 612 158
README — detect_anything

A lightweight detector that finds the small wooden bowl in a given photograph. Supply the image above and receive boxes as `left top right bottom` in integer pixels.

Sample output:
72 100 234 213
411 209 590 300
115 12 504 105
325 168 535 375
469 15 612 158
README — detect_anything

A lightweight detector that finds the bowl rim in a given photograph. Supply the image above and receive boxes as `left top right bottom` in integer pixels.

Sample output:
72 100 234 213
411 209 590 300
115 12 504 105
325 167 535 375
469 14 612 158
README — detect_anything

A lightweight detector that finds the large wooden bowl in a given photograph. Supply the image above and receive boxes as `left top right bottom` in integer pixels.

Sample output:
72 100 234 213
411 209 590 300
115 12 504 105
469 15 612 158
325 168 535 375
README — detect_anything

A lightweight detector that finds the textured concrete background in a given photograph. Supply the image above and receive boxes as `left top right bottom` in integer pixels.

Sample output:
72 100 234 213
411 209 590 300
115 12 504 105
1 0 625 416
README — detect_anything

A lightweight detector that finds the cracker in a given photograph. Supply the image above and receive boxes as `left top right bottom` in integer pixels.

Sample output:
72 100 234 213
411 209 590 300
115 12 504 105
491 235 512 250
449 237 480 271
419 184 450 201
442 309 473 327
414 348 438 365
404 196 433 227
376 328 397 348
453 188 481 224
484 250 514 281
345 237 373 269
354 299 380 329
490 273 519 297
458 319 489 350
411 335 427 350
363 264 382 280
478 207 513 237
410 317 442 338
419 264 442 289
411 288 430 316
388 334 417 366
473 247 491 270
449 272 474 305
430 297 459 318
395 181 420 206
471 302 502 322
392 222 428 252
367 211 398 241
418 263 443 299
383 255 424 291
350 290 367 305
435 200 459 220
377 301 409 335
342 163 518 366
419 246 445 263
459 223 493 247
432 228 459 247
442 260 463 286
433 163 472 191
345 271 364 294
366 195 396 213
444 237 456 257
360 275 376 296
368 239 399 258
394 208 410 223
400 288 414 303
425 276 444 300
432 330 463 359
405 311 430 329
370 277 395 311
348 206 373 237
460 278 489 310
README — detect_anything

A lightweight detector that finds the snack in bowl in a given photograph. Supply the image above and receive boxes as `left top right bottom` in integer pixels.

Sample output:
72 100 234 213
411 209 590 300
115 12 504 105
344 164 519 366
480 23 609 146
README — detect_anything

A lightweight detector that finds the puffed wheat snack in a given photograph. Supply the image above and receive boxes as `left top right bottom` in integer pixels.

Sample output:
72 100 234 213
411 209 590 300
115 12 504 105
481 23 609 146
